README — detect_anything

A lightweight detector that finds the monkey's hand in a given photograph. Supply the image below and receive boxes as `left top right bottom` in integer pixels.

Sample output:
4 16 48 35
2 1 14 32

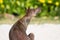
28 33 34 40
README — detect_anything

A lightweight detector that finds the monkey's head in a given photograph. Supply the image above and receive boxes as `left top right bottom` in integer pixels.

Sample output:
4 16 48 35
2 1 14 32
26 7 41 17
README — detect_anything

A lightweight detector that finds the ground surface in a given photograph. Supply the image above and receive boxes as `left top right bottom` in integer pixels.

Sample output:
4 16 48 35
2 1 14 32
0 24 60 40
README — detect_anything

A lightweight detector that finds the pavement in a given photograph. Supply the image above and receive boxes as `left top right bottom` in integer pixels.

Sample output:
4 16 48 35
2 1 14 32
0 23 60 40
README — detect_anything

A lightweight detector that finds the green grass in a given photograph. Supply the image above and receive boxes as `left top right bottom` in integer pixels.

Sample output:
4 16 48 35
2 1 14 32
0 18 17 24
31 18 60 24
0 17 60 24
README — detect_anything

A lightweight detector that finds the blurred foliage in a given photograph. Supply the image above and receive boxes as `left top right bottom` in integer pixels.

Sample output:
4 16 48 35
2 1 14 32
0 0 60 18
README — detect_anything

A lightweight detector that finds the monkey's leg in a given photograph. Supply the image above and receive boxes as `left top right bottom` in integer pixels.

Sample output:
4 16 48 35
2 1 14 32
28 33 34 40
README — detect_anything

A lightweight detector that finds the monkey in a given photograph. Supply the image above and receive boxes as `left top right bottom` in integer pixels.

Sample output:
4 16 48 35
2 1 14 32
9 7 41 40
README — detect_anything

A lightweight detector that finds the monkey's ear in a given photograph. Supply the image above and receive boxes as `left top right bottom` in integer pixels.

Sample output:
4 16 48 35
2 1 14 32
25 7 31 13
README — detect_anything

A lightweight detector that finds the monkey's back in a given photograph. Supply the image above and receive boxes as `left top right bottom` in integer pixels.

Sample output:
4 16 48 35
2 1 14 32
9 25 30 40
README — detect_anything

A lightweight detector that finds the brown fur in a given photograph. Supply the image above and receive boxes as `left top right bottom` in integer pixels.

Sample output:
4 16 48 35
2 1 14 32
9 7 41 40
